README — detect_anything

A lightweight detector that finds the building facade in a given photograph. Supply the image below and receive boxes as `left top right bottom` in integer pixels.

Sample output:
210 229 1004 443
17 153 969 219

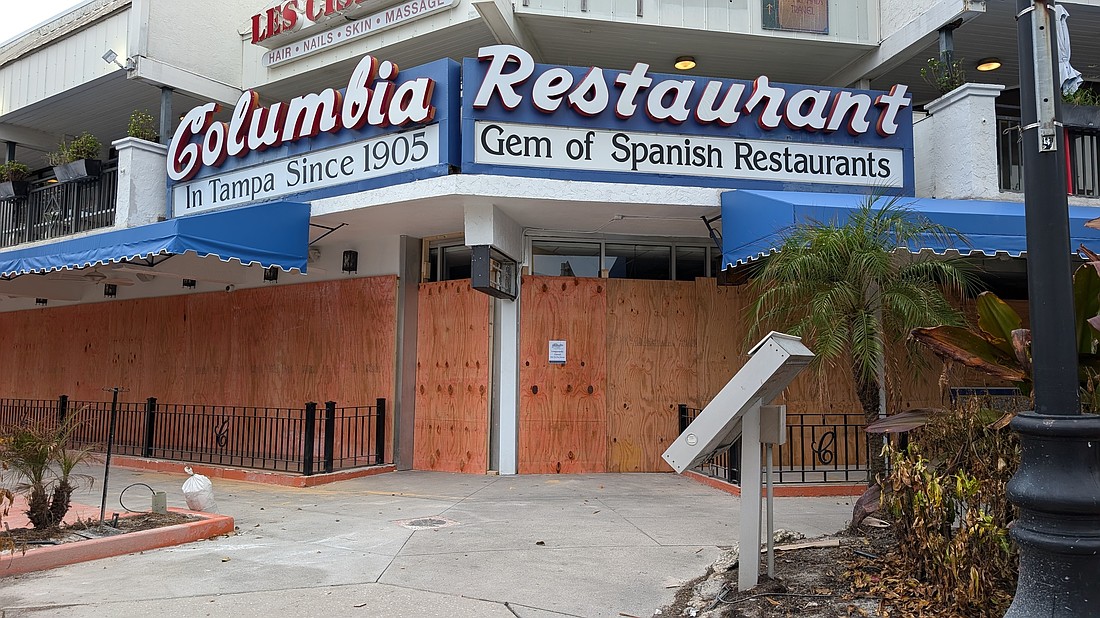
2 0 1100 477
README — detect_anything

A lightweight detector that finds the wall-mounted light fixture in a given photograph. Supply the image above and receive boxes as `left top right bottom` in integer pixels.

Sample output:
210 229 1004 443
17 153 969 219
263 266 279 283
101 49 135 71
103 284 117 298
182 279 196 289
976 57 1002 72
674 56 697 71
35 298 47 306
342 250 359 274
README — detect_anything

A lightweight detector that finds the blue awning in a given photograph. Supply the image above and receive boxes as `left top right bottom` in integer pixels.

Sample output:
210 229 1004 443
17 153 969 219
0 202 311 278
722 190 1100 268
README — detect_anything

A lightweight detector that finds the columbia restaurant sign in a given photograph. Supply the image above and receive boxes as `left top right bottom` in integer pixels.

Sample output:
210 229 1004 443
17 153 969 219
167 45 914 215
462 45 914 194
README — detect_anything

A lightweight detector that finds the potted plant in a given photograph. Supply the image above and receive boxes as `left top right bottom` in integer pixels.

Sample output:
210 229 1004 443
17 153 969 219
50 132 102 183
1062 86 1100 130
921 56 967 96
0 160 31 199
127 109 159 142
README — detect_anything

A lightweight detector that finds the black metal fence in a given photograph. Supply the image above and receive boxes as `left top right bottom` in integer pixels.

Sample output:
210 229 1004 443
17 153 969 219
678 404 870 485
999 116 1100 198
0 166 119 249
0 395 387 476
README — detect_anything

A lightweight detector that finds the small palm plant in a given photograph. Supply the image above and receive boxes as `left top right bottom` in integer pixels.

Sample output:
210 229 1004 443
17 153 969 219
1 415 94 529
750 194 976 482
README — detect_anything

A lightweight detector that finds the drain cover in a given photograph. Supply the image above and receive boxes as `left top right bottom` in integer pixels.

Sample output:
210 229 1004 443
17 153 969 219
395 516 458 530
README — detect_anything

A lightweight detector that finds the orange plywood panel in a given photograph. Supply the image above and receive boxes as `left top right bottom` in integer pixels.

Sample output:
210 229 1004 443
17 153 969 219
519 276 607 473
413 280 490 473
605 279 698 472
0 277 397 408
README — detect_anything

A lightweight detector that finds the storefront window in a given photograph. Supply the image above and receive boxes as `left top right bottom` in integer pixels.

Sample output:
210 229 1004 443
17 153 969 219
442 245 472 280
605 244 671 280
531 241 601 277
675 246 707 281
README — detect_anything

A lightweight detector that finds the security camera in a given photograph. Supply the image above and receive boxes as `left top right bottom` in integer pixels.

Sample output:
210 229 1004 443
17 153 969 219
225 284 235 292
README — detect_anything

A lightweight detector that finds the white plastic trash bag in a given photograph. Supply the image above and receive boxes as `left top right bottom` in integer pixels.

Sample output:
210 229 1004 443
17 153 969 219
182 466 218 513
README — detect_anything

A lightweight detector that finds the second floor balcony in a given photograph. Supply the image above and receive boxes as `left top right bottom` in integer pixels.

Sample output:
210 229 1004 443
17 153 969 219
0 164 118 250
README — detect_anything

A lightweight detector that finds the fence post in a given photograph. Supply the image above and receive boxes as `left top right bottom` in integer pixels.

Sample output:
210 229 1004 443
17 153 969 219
677 403 688 432
143 397 157 458
375 398 386 465
323 401 336 474
58 394 69 424
302 402 317 476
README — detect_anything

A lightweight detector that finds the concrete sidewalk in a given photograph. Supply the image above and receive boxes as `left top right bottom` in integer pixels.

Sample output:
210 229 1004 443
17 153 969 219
0 465 854 617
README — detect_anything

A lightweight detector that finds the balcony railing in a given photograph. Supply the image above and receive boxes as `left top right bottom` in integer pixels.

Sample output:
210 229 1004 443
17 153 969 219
0 164 118 249
678 404 869 484
998 117 1100 198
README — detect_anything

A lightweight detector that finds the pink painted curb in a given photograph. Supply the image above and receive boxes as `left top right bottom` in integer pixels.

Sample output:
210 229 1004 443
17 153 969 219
0 508 235 577
109 456 396 487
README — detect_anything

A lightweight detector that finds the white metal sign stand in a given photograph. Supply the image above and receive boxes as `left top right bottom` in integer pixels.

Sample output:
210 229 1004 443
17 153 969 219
662 332 812 591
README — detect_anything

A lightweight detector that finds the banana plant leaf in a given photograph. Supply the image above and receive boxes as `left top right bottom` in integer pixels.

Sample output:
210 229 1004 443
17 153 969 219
976 291 1022 357
865 408 945 433
1074 264 1100 355
911 325 1029 382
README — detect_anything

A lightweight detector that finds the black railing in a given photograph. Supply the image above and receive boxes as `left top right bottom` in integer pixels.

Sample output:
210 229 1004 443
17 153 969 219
0 165 119 249
0 395 387 476
999 116 1100 198
678 404 869 485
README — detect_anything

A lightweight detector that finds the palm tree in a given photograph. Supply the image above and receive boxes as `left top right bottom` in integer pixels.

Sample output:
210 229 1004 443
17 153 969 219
749 194 975 482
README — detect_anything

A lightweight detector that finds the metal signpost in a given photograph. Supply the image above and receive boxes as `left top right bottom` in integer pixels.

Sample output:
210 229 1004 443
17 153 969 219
662 332 813 591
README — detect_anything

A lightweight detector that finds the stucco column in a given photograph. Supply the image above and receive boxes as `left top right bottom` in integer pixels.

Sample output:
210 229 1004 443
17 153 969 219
112 137 168 227
919 83 1005 200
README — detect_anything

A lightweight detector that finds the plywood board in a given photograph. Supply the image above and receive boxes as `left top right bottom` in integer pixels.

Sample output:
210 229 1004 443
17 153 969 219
605 279 698 472
413 280 490 473
519 276 607 473
0 276 398 442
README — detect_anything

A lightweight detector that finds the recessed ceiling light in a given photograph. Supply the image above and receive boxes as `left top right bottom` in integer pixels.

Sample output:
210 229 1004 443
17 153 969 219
976 57 1002 72
674 56 697 71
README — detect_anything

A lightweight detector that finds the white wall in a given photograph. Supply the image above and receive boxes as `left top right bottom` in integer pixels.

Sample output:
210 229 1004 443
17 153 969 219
879 0 938 40
0 8 129 116
517 0 876 43
132 0 251 95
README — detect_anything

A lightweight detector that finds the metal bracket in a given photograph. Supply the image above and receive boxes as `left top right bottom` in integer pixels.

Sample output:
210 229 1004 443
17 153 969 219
701 214 722 252
308 222 348 246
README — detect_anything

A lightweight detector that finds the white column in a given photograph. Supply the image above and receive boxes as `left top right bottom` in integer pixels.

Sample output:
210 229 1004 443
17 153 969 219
917 83 1006 200
465 203 523 475
112 137 168 227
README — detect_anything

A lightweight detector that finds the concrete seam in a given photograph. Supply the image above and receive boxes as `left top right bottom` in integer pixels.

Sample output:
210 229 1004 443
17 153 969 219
595 496 662 546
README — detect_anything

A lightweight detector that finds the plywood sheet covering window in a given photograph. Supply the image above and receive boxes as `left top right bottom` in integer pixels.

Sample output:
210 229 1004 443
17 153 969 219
519 276 607 473
606 279 698 472
0 277 398 452
413 280 490 473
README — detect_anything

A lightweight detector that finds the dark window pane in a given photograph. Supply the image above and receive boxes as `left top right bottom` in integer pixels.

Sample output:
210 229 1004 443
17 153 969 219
675 246 707 281
443 245 471 280
427 247 440 282
605 244 671 280
532 241 601 277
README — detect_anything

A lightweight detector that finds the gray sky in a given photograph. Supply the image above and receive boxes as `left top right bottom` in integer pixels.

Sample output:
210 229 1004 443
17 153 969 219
0 0 89 45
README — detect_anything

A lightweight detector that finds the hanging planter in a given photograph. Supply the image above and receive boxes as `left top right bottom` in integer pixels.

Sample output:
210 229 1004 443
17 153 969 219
0 160 31 199
49 132 103 183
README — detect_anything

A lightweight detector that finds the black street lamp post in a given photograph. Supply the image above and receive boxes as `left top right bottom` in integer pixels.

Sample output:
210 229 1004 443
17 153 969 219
1006 2 1100 615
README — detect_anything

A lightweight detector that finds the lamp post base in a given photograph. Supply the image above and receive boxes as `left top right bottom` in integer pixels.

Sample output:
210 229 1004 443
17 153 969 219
1005 412 1100 617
